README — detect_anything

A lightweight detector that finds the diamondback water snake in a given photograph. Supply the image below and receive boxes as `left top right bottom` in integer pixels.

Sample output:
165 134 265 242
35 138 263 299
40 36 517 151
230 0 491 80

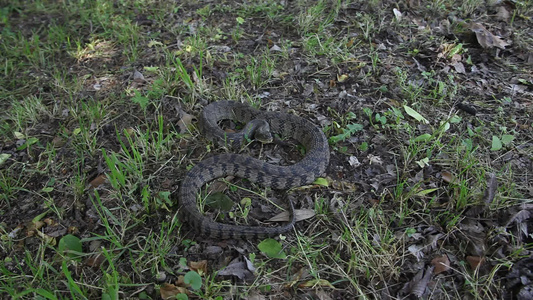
178 101 330 239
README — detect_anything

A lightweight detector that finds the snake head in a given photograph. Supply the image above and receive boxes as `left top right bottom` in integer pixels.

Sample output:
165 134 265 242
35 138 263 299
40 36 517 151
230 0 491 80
244 119 273 144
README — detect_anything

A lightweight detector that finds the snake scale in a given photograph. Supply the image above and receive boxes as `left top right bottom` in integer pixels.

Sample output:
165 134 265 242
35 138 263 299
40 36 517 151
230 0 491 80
178 101 330 239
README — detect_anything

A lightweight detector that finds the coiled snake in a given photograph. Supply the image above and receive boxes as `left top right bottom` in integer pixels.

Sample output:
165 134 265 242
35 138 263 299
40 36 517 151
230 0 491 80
178 101 330 239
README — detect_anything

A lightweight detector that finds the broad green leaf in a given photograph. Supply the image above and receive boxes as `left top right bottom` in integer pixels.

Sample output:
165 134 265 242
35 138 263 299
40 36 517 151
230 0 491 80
184 271 202 290
449 115 462 123
501 134 514 145
204 192 234 211
404 105 429 124
0 153 10 165
42 187 54 193
414 133 432 142
491 136 502 151
258 238 287 259
14 131 25 139
58 234 83 259
313 177 329 187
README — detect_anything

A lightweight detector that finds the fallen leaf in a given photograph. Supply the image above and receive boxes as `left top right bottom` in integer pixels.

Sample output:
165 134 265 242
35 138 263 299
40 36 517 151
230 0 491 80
441 171 458 184
177 113 195 133
268 209 315 222
52 136 66 148
133 69 145 82
393 8 402 21
218 258 254 280
189 260 208 276
409 266 434 297
206 180 229 194
337 74 349 83
404 105 429 124
89 174 107 188
470 23 510 49
85 252 105 268
452 61 466 74
466 256 485 270
431 254 450 274
160 283 187 300
496 6 510 22
298 278 335 288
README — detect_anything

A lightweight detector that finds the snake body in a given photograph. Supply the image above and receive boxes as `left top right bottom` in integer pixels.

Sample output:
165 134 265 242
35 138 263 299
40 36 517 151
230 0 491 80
178 101 330 239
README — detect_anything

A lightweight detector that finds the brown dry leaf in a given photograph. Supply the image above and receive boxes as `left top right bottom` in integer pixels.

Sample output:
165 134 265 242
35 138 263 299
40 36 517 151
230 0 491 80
43 218 55 226
89 174 107 188
189 260 208 276
85 252 105 269
466 256 485 270
177 113 195 133
160 283 187 300
431 254 451 274
441 171 458 184
470 23 510 49
206 179 230 194
345 38 355 48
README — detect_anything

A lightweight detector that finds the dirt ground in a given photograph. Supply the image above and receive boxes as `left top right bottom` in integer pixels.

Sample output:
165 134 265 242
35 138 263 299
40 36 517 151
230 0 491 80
1 1 532 299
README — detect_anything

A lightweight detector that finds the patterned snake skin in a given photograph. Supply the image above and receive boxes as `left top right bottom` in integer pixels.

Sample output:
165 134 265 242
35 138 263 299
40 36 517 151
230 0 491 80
178 101 330 239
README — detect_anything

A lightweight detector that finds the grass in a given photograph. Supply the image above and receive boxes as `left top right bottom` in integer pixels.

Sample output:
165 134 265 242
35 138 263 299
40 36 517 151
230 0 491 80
1 0 532 299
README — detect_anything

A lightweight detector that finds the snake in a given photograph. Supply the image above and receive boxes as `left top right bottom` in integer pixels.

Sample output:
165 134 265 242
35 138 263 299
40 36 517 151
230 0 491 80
178 101 330 239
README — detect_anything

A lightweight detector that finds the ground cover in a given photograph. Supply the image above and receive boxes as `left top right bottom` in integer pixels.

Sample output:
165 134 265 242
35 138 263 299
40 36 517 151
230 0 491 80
0 0 532 299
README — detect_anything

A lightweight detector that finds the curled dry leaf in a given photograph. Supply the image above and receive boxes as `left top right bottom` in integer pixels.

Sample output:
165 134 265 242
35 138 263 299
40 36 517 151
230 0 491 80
431 254 450 275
